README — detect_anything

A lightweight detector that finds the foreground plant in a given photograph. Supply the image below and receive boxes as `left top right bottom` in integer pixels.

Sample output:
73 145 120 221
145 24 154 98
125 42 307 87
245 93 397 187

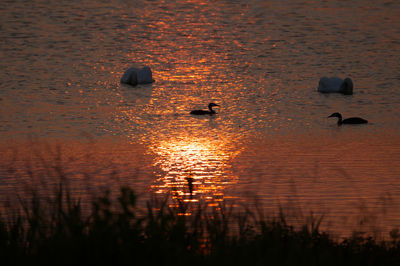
1 185 399 266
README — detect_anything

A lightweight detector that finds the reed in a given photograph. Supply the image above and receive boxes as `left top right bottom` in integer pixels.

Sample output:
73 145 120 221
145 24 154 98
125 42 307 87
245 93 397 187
1 182 400 266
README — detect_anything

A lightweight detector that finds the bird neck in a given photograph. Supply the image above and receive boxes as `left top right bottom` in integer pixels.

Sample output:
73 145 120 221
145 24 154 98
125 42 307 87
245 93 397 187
337 117 343 125
208 106 216 114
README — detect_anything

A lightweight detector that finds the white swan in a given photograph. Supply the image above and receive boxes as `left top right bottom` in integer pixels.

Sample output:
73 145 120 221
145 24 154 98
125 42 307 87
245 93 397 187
121 66 155 86
318 77 353 95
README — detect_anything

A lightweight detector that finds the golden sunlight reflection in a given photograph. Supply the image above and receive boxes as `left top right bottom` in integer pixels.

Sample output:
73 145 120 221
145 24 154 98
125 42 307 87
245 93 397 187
150 135 239 212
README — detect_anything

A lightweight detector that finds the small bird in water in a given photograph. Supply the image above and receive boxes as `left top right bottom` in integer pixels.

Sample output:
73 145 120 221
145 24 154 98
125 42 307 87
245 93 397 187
328 112 368 125
186 177 194 199
190 103 220 115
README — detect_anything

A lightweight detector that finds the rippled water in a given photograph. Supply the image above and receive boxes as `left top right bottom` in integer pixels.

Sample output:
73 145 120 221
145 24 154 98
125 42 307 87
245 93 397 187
1 0 400 238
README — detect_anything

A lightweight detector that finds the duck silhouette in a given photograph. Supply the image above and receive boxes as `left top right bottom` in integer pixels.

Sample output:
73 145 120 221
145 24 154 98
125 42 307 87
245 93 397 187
190 103 220 115
328 112 368 125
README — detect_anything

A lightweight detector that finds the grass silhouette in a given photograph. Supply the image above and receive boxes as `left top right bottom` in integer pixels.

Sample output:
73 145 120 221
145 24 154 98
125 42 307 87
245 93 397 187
1 181 400 266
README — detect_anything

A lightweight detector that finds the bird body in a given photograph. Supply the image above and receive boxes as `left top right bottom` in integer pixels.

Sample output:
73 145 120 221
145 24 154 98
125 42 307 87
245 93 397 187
328 112 368 125
190 103 219 115
318 77 353 95
121 66 155 86
190 110 215 115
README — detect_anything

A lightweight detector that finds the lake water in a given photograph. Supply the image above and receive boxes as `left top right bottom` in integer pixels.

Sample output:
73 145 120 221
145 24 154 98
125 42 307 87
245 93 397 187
1 0 400 239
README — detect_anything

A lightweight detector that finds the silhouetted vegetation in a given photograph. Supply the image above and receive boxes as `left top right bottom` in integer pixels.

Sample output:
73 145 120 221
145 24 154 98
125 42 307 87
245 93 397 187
1 183 400 266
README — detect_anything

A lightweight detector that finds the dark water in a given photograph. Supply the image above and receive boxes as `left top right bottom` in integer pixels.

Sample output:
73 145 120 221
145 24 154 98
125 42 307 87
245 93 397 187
1 0 400 238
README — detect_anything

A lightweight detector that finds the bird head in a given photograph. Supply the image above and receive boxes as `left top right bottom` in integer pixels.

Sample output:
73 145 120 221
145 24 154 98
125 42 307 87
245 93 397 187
340 77 353 95
328 112 342 119
208 103 220 108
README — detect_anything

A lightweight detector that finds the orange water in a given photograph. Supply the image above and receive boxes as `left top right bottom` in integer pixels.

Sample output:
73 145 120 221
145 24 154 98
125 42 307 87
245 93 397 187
1 0 399 238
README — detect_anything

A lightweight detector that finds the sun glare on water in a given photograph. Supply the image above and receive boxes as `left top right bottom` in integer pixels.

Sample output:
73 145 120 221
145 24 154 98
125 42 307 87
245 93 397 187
151 135 239 212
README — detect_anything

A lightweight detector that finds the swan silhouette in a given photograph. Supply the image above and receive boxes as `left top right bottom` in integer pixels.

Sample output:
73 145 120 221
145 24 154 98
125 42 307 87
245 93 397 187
318 77 353 95
121 66 155 86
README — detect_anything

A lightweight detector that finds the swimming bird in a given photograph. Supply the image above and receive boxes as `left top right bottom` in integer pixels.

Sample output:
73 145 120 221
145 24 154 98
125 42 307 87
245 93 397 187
318 77 353 95
121 66 155 86
186 177 194 199
190 103 220 115
328 112 368 125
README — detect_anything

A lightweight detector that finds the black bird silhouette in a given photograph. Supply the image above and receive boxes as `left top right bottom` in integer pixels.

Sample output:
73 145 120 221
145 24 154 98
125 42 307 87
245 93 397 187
186 177 194 199
328 112 368 125
190 103 219 115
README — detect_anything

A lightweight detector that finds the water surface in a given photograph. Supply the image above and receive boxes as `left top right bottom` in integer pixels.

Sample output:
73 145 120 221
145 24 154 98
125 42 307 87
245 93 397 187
1 0 400 238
